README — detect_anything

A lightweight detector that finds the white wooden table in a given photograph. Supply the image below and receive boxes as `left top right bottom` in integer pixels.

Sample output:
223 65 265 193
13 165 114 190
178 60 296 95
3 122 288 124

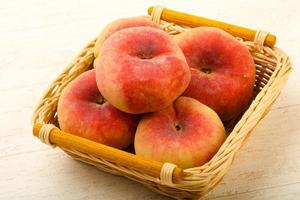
1 1 299 199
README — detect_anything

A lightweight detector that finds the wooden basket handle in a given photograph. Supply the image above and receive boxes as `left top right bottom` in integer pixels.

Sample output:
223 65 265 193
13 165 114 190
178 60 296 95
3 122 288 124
148 6 276 47
33 123 184 184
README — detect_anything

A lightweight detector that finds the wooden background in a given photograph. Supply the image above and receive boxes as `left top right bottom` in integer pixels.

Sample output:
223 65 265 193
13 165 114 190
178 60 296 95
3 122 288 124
0 0 299 199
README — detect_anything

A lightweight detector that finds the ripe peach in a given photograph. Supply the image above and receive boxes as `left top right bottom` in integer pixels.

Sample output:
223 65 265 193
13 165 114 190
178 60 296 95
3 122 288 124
95 27 191 114
174 27 256 122
134 96 226 168
57 70 138 149
94 17 160 57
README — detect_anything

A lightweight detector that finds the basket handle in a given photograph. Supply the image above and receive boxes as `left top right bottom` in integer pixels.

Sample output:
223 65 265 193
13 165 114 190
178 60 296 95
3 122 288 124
148 6 276 47
32 123 184 184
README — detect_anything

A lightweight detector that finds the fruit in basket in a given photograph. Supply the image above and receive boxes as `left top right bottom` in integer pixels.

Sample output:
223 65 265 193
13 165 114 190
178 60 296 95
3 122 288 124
134 96 226 168
174 27 256 122
94 17 160 58
57 70 138 149
95 27 191 114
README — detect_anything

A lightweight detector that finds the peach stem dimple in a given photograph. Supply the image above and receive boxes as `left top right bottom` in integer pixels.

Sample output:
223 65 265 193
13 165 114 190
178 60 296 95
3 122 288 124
201 68 212 74
174 122 182 131
96 96 105 105
138 53 153 60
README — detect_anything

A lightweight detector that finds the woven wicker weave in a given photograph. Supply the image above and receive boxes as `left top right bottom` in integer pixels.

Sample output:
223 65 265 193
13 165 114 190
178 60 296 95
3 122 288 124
32 6 292 199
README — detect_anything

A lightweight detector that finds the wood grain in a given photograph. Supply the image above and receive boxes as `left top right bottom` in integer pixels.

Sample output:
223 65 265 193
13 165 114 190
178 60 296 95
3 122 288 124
0 0 299 199
148 6 276 47
33 123 184 183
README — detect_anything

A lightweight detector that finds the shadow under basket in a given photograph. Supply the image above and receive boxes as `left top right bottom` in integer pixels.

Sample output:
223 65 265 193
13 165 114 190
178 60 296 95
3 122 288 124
32 6 292 199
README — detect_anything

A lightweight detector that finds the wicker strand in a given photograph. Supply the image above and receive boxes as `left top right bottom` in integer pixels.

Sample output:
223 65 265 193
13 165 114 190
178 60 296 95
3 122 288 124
150 5 164 24
160 163 177 186
38 124 58 147
254 30 269 50
149 6 186 35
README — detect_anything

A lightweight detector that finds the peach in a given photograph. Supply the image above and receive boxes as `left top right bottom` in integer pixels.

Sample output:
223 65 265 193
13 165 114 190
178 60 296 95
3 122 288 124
134 96 226 168
94 17 160 57
57 70 138 149
95 27 191 114
174 27 256 122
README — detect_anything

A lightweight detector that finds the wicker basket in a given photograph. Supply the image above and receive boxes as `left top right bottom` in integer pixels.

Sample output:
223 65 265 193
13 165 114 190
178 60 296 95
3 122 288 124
32 6 292 199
